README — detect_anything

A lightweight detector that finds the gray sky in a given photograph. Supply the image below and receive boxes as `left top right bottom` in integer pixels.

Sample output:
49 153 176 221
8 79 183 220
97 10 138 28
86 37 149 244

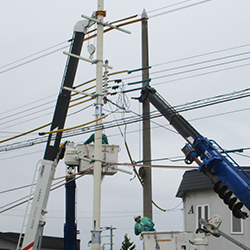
1 0 250 249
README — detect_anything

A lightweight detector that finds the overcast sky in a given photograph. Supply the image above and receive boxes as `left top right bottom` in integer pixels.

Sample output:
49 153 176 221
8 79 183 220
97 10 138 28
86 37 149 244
1 0 250 249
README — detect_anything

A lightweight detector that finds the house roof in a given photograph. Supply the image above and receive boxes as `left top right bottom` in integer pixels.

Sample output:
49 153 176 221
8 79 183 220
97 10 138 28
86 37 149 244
176 169 214 198
0 232 80 249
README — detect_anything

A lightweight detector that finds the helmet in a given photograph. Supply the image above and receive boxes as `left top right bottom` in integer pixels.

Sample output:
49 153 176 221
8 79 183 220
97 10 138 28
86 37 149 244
134 215 141 222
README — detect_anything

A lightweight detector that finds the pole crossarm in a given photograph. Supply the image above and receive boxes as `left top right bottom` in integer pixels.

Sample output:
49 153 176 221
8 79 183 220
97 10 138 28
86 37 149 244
63 86 94 97
81 14 131 34
63 51 113 69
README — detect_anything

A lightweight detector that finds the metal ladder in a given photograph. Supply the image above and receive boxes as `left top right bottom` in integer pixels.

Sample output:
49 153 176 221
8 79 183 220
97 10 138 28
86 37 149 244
16 160 42 250
211 139 250 184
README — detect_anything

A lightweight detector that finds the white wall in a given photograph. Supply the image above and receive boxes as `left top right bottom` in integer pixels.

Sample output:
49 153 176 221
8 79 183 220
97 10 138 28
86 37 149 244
182 189 250 249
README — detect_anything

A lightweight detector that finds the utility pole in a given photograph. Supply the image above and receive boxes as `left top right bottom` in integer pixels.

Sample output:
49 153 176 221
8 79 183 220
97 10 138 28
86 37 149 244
141 9 152 219
92 0 105 249
100 226 116 250
107 226 116 250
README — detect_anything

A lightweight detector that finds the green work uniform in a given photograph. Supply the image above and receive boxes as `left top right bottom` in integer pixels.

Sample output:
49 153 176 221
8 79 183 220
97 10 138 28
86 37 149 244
84 133 109 144
134 217 155 236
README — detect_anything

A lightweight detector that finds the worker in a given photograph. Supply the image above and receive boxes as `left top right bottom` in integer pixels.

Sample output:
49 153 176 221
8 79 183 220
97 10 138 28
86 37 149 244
134 215 155 236
84 133 109 144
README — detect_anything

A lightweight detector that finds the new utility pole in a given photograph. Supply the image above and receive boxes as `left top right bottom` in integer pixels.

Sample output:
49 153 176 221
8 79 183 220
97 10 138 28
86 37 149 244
92 0 105 249
141 9 152 219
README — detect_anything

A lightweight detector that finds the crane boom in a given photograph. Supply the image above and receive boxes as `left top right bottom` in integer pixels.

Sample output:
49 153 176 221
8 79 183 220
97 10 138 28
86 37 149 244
139 86 250 219
19 20 89 250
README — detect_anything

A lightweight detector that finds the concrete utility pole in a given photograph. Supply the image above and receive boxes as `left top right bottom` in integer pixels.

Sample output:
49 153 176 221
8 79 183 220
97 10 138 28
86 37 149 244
92 0 105 249
141 9 153 219
107 226 116 250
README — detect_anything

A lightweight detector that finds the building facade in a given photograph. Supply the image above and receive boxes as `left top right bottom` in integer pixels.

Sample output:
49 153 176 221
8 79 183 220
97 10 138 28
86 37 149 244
176 169 250 249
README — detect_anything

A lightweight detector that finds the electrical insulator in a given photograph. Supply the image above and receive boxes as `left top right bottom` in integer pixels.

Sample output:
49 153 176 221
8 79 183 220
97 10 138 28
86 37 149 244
213 180 248 219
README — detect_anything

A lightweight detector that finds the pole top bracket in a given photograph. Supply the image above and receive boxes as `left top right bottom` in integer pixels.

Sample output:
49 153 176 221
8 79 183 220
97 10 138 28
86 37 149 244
81 14 131 34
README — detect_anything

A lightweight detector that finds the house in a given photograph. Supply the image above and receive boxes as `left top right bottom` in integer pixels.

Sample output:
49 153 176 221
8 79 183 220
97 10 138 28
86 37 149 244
0 232 80 250
176 169 250 249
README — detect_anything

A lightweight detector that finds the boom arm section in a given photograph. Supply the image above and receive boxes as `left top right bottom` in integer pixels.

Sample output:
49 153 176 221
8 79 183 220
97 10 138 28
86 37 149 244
19 20 89 250
139 86 250 219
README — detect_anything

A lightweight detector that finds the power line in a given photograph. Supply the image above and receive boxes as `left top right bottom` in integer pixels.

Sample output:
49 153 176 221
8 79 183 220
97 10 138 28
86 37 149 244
189 107 250 122
120 48 250 84
0 103 55 127
1 104 250 163
1 86 249 152
0 150 43 162
0 184 34 195
152 61 250 87
152 43 250 68
146 0 194 14
2 39 250 128
152 55 250 81
1 48 249 131
150 50 250 77
149 0 214 19
0 45 70 75
0 96 93 133
0 40 71 70
0 93 56 117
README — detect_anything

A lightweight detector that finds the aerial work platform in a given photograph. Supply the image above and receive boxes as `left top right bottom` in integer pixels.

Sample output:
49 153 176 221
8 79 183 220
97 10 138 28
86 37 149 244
64 142 120 175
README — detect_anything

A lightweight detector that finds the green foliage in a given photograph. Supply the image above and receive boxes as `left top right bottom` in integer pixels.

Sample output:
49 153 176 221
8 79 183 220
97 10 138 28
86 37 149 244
120 233 136 250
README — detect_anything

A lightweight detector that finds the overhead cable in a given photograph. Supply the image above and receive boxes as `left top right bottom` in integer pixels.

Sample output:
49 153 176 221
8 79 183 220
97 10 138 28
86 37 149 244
151 50 250 77
151 55 250 82
0 45 70 75
2 49 250 130
146 0 193 14
0 40 71 70
149 0 214 19
0 150 43 162
1 87 249 152
152 60 250 86
152 43 250 68
0 173 86 214
0 93 56 117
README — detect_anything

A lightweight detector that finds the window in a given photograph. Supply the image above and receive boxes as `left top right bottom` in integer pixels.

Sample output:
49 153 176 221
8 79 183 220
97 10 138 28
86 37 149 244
196 204 210 228
231 214 243 234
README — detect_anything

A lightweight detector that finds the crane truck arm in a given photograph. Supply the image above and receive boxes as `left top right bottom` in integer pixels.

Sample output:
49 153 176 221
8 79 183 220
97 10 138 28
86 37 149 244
18 19 91 250
139 86 250 219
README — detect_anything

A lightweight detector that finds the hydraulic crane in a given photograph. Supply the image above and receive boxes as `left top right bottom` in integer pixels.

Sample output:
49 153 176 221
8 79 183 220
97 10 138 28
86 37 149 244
138 86 250 219
18 19 90 250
